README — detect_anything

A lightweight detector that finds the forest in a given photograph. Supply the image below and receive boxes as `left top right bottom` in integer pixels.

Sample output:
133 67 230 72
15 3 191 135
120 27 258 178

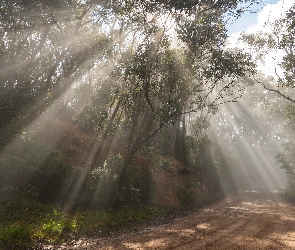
0 0 294 249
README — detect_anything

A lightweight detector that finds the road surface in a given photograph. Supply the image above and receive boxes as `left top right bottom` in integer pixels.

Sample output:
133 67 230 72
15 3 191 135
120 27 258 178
56 191 295 249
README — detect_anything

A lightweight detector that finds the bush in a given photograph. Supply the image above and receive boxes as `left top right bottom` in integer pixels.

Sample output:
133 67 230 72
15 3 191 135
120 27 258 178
117 164 143 207
0 223 32 249
80 154 151 209
284 187 295 202
177 177 200 206
0 133 73 203
178 187 194 206
154 157 173 173
184 177 200 190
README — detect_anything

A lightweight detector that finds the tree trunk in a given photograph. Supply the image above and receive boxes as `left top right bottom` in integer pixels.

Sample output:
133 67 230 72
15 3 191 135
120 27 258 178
92 98 122 169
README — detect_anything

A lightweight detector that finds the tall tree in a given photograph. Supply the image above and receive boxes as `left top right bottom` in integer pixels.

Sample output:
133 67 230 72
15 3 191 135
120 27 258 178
0 0 259 206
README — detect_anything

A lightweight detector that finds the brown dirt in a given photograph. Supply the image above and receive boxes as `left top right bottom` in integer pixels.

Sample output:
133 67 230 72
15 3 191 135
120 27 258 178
60 191 295 250
149 168 183 207
31 115 95 169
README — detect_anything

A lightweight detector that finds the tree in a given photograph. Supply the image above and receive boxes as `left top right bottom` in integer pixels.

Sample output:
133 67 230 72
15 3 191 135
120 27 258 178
238 4 295 191
0 0 114 146
0 0 259 207
240 4 295 102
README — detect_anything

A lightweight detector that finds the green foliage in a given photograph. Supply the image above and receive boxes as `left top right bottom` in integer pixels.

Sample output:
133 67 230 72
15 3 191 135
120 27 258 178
34 208 78 243
78 205 167 234
89 165 114 191
78 154 124 208
241 4 295 89
285 104 295 122
241 31 276 52
204 49 255 80
178 177 200 206
193 136 223 196
275 103 295 189
0 198 47 249
117 164 143 206
276 148 295 187
276 5 295 87
184 177 200 190
0 223 32 249
73 79 112 133
117 158 152 208
0 133 73 203
284 187 295 203
155 157 174 173
177 13 227 52
81 154 150 209
178 187 195 206
0 196 168 249
0 197 77 248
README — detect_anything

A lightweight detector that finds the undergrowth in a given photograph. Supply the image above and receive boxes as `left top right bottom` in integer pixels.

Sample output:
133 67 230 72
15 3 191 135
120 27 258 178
0 197 167 249
284 186 295 203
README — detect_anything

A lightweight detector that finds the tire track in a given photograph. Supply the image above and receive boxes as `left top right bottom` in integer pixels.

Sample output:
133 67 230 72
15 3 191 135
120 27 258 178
57 192 295 250
170 203 257 249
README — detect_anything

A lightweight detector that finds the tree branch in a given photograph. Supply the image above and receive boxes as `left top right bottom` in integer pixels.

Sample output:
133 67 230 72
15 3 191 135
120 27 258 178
254 77 295 102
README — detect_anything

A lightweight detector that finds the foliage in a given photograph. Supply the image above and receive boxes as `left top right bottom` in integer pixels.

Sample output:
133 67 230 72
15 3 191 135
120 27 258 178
78 154 151 209
154 157 174 173
0 0 257 151
0 197 167 249
193 136 223 195
284 186 295 203
178 187 195 206
178 176 201 206
276 5 295 87
183 177 201 190
115 162 145 207
0 223 32 249
241 4 295 100
0 132 73 203
0 198 48 249
276 105 295 188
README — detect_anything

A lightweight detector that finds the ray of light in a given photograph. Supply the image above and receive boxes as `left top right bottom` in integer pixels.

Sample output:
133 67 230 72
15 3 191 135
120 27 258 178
209 94 287 194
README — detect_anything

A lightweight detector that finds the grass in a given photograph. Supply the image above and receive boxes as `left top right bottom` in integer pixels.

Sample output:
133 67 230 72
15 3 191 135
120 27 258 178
0 197 168 249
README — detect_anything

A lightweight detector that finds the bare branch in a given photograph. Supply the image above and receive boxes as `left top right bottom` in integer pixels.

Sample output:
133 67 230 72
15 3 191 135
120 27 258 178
254 77 295 102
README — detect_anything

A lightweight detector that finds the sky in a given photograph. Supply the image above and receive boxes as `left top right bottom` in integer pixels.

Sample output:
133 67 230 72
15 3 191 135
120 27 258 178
227 0 293 35
227 0 295 77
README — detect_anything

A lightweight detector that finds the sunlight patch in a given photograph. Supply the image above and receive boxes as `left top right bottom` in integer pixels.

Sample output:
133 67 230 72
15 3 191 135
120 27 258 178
123 242 145 249
144 238 167 248
196 223 211 230
180 228 196 237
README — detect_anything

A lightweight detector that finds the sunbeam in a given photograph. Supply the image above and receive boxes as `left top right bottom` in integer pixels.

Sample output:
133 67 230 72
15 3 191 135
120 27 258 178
1 1 295 248
209 88 288 194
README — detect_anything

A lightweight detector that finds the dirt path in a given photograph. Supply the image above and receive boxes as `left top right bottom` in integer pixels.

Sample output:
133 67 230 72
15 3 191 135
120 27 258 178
56 192 295 249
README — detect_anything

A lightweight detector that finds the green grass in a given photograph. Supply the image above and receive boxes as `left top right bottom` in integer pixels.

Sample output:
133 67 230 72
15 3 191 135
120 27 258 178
0 197 167 249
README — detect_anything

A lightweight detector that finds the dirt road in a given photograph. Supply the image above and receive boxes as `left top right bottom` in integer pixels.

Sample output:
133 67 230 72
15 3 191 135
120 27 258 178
58 192 295 249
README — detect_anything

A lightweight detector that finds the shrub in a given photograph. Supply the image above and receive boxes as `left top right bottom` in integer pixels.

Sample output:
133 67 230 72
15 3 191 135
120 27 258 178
184 177 200 190
0 223 32 249
154 157 173 173
284 187 295 202
0 133 73 203
178 187 194 206
117 164 143 207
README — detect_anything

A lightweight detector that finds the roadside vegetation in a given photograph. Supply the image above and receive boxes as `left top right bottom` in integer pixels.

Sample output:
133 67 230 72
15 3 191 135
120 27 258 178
0 196 170 249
